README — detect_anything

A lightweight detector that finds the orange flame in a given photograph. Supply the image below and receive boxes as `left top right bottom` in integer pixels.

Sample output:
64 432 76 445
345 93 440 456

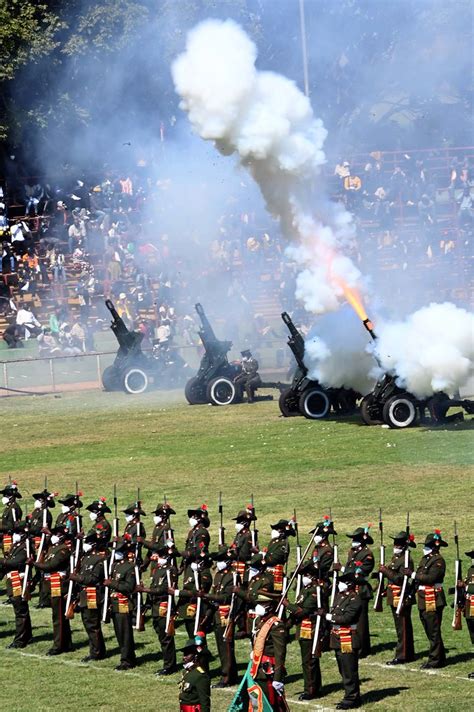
340 283 369 322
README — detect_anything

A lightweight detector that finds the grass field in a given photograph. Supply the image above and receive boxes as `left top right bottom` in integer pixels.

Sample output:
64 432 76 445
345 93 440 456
0 389 473 711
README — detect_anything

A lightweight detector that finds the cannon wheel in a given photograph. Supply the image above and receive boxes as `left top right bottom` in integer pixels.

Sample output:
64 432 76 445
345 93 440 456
122 368 149 395
278 387 300 417
360 394 383 425
184 377 208 405
382 394 417 428
299 387 330 420
207 376 239 406
102 365 121 392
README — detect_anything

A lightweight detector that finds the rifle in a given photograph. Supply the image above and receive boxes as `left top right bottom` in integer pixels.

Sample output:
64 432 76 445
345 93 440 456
218 492 225 547
277 522 319 611
102 484 119 623
193 567 202 635
164 494 175 546
374 508 385 612
134 491 144 631
452 521 463 630
250 494 258 549
21 512 31 600
396 512 410 616
165 568 174 635
294 509 302 599
311 583 323 658
65 550 76 619
73 482 83 566
329 509 338 609
223 571 238 642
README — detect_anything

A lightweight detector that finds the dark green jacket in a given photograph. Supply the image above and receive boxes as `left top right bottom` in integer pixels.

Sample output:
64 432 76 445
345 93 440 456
415 553 446 609
179 664 211 712
108 559 136 612
384 551 414 607
149 564 178 617
345 545 374 600
87 516 112 544
252 615 287 682
178 565 212 620
75 551 106 608
264 536 289 567
0 540 28 596
1 502 23 534
232 527 253 562
311 541 334 582
287 583 320 639
182 524 210 562
329 589 363 651
236 571 274 605
34 542 70 596
28 507 52 536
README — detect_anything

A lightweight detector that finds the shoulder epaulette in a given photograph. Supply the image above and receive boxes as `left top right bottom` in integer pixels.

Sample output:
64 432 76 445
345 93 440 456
196 666 205 673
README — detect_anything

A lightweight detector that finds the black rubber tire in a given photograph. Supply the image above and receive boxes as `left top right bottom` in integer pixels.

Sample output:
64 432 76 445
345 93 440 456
278 387 300 417
101 365 121 392
122 368 149 395
184 376 207 405
206 376 238 406
299 388 331 419
360 394 384 425
382 394 417 428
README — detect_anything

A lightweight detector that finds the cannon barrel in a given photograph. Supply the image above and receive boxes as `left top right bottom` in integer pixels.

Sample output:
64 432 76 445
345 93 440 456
105 299 143 352
362 317 377 341
281 312 307 374
195 303 218 342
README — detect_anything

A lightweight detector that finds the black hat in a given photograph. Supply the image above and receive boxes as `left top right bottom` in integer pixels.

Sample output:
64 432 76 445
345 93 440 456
310 516 337 537
84 532 103 546
187 504 210 526
11 520 29 536
233 504 257 523
123 502 146 517
32 489 56 508
270 519 296 537
346 526 374 546
86 498 112 514
465 549 474 558
424 531 448 548
390 531 417 548
182 639 200 655
50 524 72 539
156 541 181 558
111 535 134 553
338 570 360 586
210 546 237 563
241 349 252 358
58 493 83 508
1 482 22 499
298 560 319 577
249 553 266 569
152 503 176 516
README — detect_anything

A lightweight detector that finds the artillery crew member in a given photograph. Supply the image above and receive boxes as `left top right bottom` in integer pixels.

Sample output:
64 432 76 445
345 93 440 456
103 535 137 670
141 503 175 571
137 541 179 676
458 548 474 679
0 520 32 648
1 483 23 555
205 546 239 688
56 493 82 537
263 518 295 593
380 530 416 665
328 570 363 710
69 532 107 662
334 526 374 657
285 560 323 700
409 530 447 669
178 638 211 712
32 524 73 655
86 498 112 544
234 349 262 403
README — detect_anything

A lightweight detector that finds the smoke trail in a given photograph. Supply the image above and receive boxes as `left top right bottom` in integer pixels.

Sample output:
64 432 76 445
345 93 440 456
172 18 361 314
373 303 474 398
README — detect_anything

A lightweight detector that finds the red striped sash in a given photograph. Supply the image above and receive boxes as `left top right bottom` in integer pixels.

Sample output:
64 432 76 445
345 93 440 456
158 601 168 618
267 564 284 591
34 536 42 551
466 594 473 617
3 534 12 553
300 618 313 639
112 592 129 613
337 626 353 653
250 616 279 677
10 571 22 598
233 561 246 577
388 583 402 607
218 604 231 627
424 585 436 612
86 587 97 610
50 572 62 598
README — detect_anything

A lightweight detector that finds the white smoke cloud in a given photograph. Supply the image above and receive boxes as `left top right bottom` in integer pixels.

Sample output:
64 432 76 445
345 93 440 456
373 303 474 398
172 18 359 315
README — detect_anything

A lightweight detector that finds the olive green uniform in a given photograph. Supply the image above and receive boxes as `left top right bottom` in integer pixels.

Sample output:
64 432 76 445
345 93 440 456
251 614 287 711
75 551 107 659
463 564 474 644
329 589 363 706
178 662 211 712
264 535 289 592
344 545 374 657
28 507 53 607
207 567 238 685
178 565 212 637
182 525 210 562
55 511 80 537
287 583 322 697
0 540 32 646
384 551 415 661
34 542 72 653
108 558 136 667
87 516 112 545
414 552 446 666
0 501 22 554
235 570 274 635
142 522 171 570
149 563 178 671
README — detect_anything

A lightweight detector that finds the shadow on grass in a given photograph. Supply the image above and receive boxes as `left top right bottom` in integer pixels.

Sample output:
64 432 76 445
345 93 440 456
368 641 394 655
444 651 473 666
363 686 409 704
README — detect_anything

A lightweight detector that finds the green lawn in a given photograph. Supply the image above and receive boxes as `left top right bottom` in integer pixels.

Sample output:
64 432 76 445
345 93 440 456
0 390 472 711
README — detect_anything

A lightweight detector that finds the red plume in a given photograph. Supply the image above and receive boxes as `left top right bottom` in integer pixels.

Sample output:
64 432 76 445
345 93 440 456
100 497 106 502
434 529 441 535
201 504 208 511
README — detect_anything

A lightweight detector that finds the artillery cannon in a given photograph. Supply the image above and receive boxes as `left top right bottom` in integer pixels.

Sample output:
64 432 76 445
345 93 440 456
278 312 359 419
102 299 190 394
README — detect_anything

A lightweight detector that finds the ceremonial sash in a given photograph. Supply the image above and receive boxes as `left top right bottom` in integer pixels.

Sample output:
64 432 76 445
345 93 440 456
3 534 12 554
247 684 265 712
337 626 353 654
466 594 473 618
180 705 201 712
34 536 42 551
233 561 246 577
423 585 436 612
85 587 97 610
113 592 129 613
10 571 22 598
186 603 197 618
50 572 62 598
218 604 231 627
389 583 402 608
300 618 313 640
267 564 284 591
158 601 168 618
250 615 279 678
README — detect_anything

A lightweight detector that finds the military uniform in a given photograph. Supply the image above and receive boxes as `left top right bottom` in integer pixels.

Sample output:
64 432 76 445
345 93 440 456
234 351 261 402
33 529 72 654
148 556 178 673
414 532 447 668
179 640 211 712
250 608 288 711
329 573 363 710
85 499 112 545
56 492 83 538
343 528 375 658
231 507 257 634
0 531 32 647
107 543 137 669
235 559 274 635
28 490 55 608
382 532 416 664
263 519 295 593
0 484 23 555
460 550 474 679
206 549 239 686
74 539 107 661
286 562 322 700
142 505 174 571
177 560 212 638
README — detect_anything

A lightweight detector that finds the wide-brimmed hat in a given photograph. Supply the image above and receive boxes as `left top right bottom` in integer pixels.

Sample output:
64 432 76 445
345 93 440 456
338 571 361 586
58 493 83 508
249 553 267 569
156 541 181 558
86 498 111 514
465 549 474 558
390 531 416 548
152 503 176 516
1 483 22 499
187 504 210 526
346 526 374 546
110 535 134 553
123 502 146 517
298 560 319 577
424 530 448 548
233 505 257 523
50 525 73 539
270 519 296 537
310 517 337 537
32 489 56 508
182 639 200 654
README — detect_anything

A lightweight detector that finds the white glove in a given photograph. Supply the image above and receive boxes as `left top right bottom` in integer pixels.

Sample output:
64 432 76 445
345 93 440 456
325 613 333 622
272 681 284 694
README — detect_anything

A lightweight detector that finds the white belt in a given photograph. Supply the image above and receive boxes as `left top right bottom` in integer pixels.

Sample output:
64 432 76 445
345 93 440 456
418 584 442 591
7 572 25 580
44 571 67 579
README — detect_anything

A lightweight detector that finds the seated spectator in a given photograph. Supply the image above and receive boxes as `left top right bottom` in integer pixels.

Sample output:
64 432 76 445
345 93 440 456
24 180 44 217
334 160 351 180
3 322 24 349
37 328 61 357
16 303 41 339
418 194 436 227
457 187 473 226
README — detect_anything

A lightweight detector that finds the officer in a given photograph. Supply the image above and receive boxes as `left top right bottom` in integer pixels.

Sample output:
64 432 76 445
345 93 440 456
56 493 82 537
249 598 288 711
234 349 262 403
178 638 211 712
0 482 23 555
262 518 295 593
327 570 363 710
284 560 323 700
379 530 416 665
85 498 112 544
205 546 239 687
137 540 179 676
103 535 137 670
408 529 448 669
0 520 32 648
69 531 107 662
457 548 474 678
140 502 175 571
31 524 73 655
334 525 374 657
